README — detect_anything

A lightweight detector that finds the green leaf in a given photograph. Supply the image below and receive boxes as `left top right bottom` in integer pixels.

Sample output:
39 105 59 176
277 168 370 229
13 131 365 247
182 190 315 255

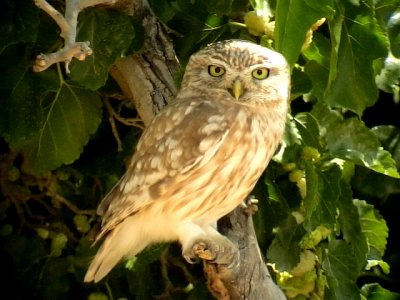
302 32 331 68
203 0 233 15
325 2 388 115
7 71 102 173
325 118 400 178
303 163 339 230
353 169 400 200
388 10 400 57
322 240 360 300
0 0 39 53
353 199 388 259
375 56 400 97
337 181 368 271
291 66 312 100
372 125 400 169
0 44 32 136
361 283 400 300
365 260 390 274
275 0 334 66
294 112 321 149
267 215 305 271
69 8 136 90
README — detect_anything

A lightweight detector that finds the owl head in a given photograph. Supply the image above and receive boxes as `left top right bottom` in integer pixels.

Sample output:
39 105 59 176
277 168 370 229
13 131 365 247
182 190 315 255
177 40 290 107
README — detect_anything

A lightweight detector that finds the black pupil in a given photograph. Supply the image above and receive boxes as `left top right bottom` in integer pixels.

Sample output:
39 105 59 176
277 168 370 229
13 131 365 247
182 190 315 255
257 69 263 75
215 66 221 73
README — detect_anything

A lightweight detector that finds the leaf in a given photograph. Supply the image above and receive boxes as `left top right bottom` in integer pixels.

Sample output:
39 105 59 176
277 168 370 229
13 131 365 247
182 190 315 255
0 0 39 53
337 181 368 271
372 125 400 168
69 8 136 90
353 199 388 260
322 240 360 300
274 0 334 66
375 56 400 97
326 118 400 178
325 2 388 115
302 32 331 68
203 0 233 15
303 163 339 230
7 72 102 173
290 66 312 100
361 283 400 300
388 10 400 57
0 45 32 136
353 169 400 200
267 215 305 271
294 112 321 149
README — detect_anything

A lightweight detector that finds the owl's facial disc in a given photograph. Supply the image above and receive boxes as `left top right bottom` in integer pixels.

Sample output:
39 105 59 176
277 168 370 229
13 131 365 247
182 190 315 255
228 79 245 100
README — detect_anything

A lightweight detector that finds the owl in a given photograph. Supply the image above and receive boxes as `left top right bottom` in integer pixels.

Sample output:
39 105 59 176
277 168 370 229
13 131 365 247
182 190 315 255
84 40 290 283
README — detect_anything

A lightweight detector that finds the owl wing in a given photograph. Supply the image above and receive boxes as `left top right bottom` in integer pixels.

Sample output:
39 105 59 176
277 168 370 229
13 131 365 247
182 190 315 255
95 97 237 239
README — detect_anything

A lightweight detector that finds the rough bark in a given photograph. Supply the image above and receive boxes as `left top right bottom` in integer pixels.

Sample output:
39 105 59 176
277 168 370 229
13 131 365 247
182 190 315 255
110 0 179 126
110 1 286 299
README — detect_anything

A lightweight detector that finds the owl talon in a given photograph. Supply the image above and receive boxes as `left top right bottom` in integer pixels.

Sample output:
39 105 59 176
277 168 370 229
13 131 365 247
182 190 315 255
182 235 239 266
242 195 259 215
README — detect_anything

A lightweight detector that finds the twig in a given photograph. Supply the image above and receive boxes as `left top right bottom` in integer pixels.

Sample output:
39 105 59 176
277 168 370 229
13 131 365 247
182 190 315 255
103 96 145 151
51 193 96 216
33 0 117 72
34 42 92 72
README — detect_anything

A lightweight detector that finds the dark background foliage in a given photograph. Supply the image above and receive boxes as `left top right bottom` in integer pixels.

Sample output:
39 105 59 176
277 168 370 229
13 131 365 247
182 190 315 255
0 0 400 299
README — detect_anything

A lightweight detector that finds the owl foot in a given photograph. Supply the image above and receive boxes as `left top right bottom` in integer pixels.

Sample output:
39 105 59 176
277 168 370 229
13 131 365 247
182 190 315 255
183 235 239 266
241 195 258 215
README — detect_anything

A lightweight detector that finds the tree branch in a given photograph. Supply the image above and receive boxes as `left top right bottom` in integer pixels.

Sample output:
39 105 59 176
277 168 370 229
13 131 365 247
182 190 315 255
33 0 117 72
109 0 178 125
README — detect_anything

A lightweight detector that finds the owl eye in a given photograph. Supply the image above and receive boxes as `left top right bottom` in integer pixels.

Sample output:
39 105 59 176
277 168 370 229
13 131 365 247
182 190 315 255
208 65 225 77
252 67 269 80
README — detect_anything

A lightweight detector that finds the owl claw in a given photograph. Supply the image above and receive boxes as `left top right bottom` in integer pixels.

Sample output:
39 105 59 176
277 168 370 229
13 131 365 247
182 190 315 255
182 235 239 266
242 195 259 215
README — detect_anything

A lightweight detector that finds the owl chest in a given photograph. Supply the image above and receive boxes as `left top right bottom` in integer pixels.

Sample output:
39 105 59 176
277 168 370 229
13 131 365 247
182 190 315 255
200 114 276 219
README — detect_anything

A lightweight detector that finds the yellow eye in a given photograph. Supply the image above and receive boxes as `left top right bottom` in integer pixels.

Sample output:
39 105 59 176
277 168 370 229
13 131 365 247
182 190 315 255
208 65 225 77
252 67 269 80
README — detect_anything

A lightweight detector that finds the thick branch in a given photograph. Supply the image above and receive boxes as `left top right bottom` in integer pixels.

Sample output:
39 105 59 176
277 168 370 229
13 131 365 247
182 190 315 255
109 0 178 125
206 205 287 300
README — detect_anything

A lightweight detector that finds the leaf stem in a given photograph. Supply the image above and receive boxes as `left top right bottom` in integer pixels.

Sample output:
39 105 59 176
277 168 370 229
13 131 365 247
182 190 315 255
56 62 65 85
228 21 247 29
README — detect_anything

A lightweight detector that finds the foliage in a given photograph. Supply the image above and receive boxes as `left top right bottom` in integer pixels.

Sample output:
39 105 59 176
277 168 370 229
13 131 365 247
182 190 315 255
0 0 400 299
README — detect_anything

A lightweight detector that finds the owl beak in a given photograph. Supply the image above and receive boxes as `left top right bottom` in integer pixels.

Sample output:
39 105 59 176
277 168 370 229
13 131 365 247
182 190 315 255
229 79 245 100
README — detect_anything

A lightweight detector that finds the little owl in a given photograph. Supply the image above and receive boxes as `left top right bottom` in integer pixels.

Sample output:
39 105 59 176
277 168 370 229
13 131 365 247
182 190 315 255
84 40 290 283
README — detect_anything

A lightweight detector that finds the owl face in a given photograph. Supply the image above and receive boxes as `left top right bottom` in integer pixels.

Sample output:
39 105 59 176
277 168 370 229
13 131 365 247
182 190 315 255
178 40 290 106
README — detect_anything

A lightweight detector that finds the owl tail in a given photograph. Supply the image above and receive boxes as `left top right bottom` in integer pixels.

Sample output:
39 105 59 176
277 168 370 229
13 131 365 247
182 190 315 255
84 215 148 283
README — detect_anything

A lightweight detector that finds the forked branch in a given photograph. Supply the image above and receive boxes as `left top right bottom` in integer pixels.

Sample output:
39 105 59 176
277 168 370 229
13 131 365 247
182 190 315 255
33 0 117 72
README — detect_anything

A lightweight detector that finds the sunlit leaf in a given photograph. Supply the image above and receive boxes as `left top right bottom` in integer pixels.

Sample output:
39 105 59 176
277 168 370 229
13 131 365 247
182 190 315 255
361 283 400 300
372 125 400 168
326 118 400 178
388 10 400 57
275 0 334 66
353 199 388 259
